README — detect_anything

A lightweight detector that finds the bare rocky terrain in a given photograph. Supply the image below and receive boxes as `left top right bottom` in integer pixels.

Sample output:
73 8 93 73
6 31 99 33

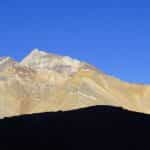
0 49 150 117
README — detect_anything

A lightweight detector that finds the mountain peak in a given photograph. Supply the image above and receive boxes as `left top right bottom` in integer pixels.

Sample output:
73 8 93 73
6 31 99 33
21 49 60 66
21 49 83 74
28 48 51 56
0 56 13 64
23 49 54 59
0 56 17 71
0 57 17 66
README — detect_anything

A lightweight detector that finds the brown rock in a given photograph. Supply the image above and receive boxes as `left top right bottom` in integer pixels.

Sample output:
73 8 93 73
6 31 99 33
0 49 149 118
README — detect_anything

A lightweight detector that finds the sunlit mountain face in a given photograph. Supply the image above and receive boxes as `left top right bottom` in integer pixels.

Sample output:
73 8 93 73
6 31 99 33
0 49 150 118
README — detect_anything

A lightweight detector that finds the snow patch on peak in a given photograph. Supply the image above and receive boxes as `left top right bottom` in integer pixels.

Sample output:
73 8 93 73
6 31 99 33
0 57 16 65
62 56 81 66
30 48 49 56
61 56 82 73
21 49 83 75
21 48 59 64
0 56 17 72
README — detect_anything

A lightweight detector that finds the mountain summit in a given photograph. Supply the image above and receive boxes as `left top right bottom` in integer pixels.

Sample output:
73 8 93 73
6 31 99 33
0 49 150 117
21 49 83 75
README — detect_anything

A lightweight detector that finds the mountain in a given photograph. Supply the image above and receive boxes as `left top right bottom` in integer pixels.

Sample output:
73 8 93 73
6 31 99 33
0 49 150 117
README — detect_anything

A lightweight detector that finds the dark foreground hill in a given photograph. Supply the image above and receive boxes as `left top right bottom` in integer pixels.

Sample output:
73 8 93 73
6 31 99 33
0 106 150 150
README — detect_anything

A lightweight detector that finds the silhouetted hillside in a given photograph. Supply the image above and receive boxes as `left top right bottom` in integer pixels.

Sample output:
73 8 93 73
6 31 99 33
0 106 150 150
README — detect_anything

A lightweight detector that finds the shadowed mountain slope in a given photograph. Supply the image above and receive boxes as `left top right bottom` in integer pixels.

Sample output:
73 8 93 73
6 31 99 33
0 106 150 150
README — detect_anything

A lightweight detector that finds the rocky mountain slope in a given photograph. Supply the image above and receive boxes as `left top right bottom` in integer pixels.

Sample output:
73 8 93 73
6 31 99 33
0 49 150 117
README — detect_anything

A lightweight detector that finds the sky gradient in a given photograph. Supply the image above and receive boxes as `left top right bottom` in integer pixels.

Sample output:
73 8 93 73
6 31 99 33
0 0 150 83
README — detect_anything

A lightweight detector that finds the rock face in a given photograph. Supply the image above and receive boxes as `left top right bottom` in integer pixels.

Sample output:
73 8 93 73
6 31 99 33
0 49 150 117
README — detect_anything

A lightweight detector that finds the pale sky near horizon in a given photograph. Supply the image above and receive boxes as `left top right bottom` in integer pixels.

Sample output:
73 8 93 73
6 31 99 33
0 0 150 83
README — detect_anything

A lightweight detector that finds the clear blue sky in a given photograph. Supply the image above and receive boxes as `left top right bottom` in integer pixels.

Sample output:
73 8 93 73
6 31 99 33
0 0 150 83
